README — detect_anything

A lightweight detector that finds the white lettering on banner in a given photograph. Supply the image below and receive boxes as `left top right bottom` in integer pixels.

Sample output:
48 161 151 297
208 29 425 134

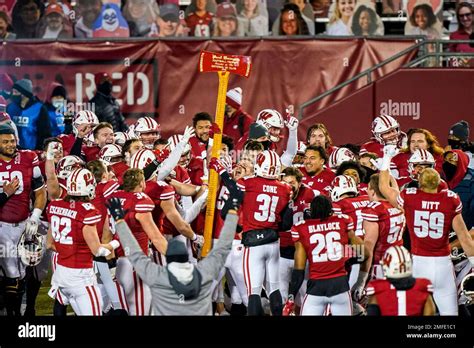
380 99 421 120
18 323 56 341
75 72 150 106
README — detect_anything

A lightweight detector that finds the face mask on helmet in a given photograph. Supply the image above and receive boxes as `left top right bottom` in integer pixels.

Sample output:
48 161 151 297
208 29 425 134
18 232 45 267
372 115 400 145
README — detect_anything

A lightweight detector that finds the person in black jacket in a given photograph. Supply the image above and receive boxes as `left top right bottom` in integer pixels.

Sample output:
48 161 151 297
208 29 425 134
90 72 128 132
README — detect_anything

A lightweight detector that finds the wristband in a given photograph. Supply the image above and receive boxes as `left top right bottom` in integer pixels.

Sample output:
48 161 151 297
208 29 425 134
31 208 42 223
109 240 120 250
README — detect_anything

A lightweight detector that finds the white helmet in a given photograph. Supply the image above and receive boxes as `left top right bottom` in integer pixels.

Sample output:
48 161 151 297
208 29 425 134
328 147 357 170
167 134 191 168
72 110 99 137
461 273 474 304
56 155 85 179
331 175 358 202
254 150 281 179
381 245 412 279
256 109 284 142
114 131 131 146
17 230 45 267
134 117 160 149
66 168 96 199
408 149 435 179
130 149 156 176
99 144 123 166
371 114 400 145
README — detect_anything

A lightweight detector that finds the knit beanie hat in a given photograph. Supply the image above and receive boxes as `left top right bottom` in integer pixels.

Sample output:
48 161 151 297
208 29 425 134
12 79 33 99
449 120 470 142
226 87 242 109
165 239 189 263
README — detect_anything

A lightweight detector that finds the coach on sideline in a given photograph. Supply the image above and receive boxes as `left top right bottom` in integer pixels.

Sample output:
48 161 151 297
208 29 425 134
106 192 241 315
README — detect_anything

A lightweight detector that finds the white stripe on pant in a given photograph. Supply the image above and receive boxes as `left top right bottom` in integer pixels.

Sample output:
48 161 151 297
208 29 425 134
116 257 151 315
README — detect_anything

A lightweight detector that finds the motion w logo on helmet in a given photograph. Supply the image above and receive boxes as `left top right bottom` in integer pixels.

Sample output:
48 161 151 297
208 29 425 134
199 50 252 257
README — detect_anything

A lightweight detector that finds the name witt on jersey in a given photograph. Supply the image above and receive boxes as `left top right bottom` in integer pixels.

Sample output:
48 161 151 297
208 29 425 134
49 206 78 219
309 222 340 233
263 185 277 194
422 201 439 210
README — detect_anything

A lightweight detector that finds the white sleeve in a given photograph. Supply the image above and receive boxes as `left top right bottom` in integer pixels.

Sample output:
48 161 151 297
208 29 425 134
281 128 298 167
183 190 208 223
157 141 185 181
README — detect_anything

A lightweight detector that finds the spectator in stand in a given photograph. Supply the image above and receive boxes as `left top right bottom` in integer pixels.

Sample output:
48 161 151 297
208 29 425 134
150 4 188 37
223 87 253 146
272 0 315 35
92 3 130 38
123 0 160 37
326 0 356 36
391 128 444 179
6 79 52 150
90 72 128 133
381 0 403 15
449 2 474 67
310 0 330 18
11 0 44 38
213 2 239 37
37 2 73 38
275 3 309 36
404 3 441 39
236 0 269 36
306 123 337 156
186 0 215 37
0 11 16 39
446 120 474 169
74 0 102 38
350 3 383 36
44 83 68 137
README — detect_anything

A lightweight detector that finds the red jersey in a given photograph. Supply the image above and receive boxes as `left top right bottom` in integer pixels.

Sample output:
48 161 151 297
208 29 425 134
0 150 44 223
111 161 130 185
111 190 155 256
223 109 253 146
359 183 369 195
300 167 335 196
366 278 433 316
397 188 463 257
186 12 214 37
237 176 291 233
188 136 207 185
392 152 444 178
360 139 383 158
145 180 175 230
361 200 405 264
397 177 449 191
333 195 371 238
58 134 76 155
291 214 354 280
91 180 120 239
47 199 101 269
280 184 315 248
82 144 101 162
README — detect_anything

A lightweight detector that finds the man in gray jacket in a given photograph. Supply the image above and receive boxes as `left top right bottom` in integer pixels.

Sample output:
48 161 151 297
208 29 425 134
106 191 241 315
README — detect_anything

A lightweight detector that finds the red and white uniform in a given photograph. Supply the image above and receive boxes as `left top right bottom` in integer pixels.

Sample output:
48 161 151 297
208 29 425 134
291 214 354 315
397 188 462 315
82 144 101 162
47 199 103 315
186 12 214 37
110 190 155 315
279 184 314 302
0 150 44 278
58 134 76 156
361 200 405 278
360 139 383 158
238 176 291 297
366 278 433 316
92 180 120 239
392 152 444 179
188 136 207 186
333 195 371 238
146 180 175 232
300 167 335 197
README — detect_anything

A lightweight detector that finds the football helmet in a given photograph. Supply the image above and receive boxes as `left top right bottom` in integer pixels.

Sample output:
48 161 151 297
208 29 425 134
134 117 160 149
114 131 131 146
331 175 358 202
167 134 191 168
72 110 99 137
254 150 281 179
66 168 96 199
56 155 85 179
256 109 284 142
17 230 45 267
328 147 357 169
372 114 400 145
99 144 123 166
461 273 474 304
130 149 157 174
408 149 435 179
381 245 412 279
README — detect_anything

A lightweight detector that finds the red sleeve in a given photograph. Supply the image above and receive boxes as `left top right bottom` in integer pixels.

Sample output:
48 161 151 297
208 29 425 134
451 193 463 214
333 202 342 215
361 205 379 222
82 204 102 225
237 178 246 191
135 194 155 213
158 182 175 201
290 222 302 242
343 214 354 231
396 190 405 208
103 181 120 198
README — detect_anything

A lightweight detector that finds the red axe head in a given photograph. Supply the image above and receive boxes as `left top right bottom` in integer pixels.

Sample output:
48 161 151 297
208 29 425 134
199 50 252 77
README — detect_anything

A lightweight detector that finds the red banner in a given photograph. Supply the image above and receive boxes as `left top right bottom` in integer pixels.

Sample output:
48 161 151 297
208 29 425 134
0 38 418 138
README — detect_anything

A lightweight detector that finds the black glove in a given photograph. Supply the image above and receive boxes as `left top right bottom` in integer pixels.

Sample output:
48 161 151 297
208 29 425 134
221 184 244 219
106 197 127 221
